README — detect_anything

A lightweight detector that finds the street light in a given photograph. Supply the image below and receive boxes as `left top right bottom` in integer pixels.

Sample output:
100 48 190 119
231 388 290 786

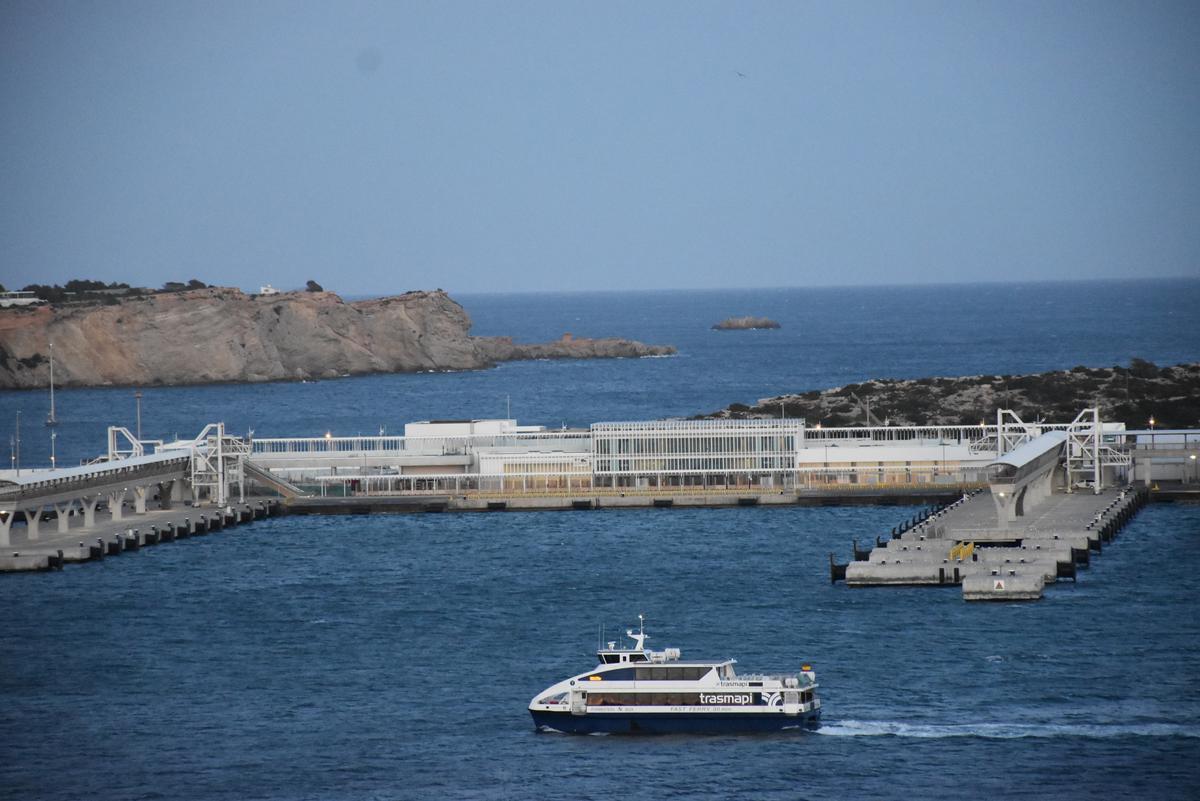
1191 453 1197 484
50 430 56 469
1149 416 1156 430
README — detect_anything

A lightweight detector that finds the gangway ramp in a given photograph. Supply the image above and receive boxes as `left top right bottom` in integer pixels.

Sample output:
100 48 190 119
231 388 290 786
243 459 309 499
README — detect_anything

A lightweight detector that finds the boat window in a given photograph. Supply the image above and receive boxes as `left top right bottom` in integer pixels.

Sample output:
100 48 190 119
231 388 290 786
633 666 712 681
628 653 648 662
589 668 636 681
600 654 620 664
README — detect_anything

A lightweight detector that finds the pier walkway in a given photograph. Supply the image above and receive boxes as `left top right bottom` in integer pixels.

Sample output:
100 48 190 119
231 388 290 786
0 499 281 571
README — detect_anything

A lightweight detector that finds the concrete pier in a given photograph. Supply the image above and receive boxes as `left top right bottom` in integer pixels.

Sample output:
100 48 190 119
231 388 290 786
834 486 1149 601
0 500 282 572
285 485 970 515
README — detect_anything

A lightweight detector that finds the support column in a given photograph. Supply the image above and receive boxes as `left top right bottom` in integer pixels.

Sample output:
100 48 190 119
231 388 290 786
108 489 127 521
990 489 1017 526
82 495 101 528
0 511 12 547
55 499 75 534
134 486 148 514
157 480 181 509
24 507 43 540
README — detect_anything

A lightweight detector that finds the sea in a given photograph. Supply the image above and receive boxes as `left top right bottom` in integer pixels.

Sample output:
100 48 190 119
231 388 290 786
1 279 1199 800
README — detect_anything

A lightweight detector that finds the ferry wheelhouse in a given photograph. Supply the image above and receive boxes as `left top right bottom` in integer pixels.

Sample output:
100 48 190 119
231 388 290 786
529 618 821 734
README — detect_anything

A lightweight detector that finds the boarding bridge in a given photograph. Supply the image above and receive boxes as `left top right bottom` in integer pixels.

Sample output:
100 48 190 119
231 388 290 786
0 450 191 546
0 423 251 547
986 431 1069 524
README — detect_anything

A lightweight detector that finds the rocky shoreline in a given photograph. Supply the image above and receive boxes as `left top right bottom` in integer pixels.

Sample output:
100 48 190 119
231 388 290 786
701 360 1200 429
0 288 675 389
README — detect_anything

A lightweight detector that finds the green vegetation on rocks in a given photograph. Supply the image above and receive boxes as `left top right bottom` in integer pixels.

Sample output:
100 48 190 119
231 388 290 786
702 361 1200 429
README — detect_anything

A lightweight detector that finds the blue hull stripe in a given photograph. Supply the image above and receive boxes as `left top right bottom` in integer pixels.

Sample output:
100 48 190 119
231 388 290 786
530 709 821 734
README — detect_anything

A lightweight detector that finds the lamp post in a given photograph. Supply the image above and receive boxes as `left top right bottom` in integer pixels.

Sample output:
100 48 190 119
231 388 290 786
50 430 56 469
1191 453 1197 484
1146 417 1156 487
14 410 20 476
134 389 143 440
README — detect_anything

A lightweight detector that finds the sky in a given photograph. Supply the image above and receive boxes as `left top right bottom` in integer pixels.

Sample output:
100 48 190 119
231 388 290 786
1 0 1198 295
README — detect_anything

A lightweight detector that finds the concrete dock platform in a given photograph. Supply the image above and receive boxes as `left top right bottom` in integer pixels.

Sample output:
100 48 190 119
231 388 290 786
286 485 972 515
0 499 282 572
835 486 1149 601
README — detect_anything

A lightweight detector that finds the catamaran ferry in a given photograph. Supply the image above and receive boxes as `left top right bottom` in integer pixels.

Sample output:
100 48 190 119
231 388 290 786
529 617 821 734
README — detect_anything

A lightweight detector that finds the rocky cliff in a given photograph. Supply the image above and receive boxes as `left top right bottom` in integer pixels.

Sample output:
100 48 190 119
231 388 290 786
0 288 675 388
702 360 1200 429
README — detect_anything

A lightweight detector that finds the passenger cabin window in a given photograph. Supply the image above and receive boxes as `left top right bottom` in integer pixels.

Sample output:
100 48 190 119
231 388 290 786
589 668 637 681
629 653 648 662
633 666 712 681
601 654 619 663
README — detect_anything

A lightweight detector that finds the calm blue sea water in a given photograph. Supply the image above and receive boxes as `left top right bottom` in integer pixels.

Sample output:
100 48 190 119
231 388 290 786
2 280 1199 800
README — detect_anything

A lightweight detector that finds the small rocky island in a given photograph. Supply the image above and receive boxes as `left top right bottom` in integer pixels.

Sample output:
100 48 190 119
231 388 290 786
702 360 1200 429
0 287 675 388
712 316 780 330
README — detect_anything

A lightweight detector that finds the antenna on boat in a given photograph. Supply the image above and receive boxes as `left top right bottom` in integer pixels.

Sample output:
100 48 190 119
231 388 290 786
626 613 649 651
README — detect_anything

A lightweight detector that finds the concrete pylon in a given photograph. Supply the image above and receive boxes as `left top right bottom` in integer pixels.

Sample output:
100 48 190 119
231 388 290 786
82 495 101 528
990 465 1055 525
23 507 43 540
108 489 127 521
0 511 12 547
134 486 148 514
54 499 75 534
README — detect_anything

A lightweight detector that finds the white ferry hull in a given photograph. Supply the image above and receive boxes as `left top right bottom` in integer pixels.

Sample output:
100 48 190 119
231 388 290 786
531 707 821 735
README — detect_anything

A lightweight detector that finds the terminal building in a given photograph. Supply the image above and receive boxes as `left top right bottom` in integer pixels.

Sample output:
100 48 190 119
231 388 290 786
243 415 1124 497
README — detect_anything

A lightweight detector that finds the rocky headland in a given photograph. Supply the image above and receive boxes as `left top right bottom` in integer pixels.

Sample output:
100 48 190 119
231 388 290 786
712 316 780 330
0 288 675 388
702 360 1200 429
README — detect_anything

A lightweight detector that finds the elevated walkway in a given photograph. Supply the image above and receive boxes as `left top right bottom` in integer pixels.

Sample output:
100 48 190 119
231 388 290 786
986 431 1068 523
0 451 192 546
